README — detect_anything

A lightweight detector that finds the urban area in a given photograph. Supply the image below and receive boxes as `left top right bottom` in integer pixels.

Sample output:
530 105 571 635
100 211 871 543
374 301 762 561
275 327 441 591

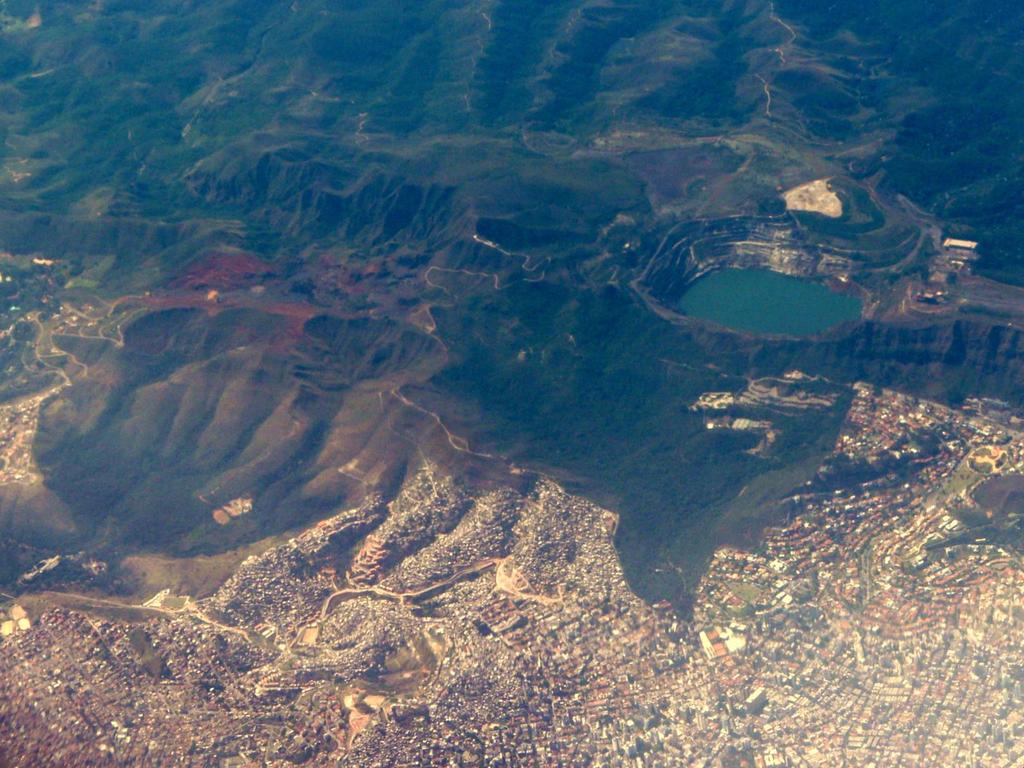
2 380 1024 767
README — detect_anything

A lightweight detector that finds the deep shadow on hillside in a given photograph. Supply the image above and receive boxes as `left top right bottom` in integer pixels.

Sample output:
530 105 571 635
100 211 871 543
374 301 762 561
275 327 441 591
434 281 1024 605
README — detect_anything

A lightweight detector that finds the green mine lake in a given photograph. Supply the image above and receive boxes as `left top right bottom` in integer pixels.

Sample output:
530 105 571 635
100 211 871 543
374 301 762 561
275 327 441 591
678 268 862 336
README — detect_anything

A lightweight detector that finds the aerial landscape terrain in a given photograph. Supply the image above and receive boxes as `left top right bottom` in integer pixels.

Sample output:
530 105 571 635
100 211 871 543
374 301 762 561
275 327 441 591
3 0 1024 765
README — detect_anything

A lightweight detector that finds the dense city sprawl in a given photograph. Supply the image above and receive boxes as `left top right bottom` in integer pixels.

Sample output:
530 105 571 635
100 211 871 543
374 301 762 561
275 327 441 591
3 383 1024 767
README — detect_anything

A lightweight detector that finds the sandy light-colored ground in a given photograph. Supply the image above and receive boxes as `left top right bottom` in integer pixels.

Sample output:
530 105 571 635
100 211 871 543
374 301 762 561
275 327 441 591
784 178 843 218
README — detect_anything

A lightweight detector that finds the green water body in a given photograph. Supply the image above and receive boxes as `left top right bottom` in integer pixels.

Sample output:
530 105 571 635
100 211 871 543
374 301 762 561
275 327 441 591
678 268 862 335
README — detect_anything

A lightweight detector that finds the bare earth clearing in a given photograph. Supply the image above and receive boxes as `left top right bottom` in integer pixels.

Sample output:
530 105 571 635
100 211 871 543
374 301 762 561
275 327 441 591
784 178 843 218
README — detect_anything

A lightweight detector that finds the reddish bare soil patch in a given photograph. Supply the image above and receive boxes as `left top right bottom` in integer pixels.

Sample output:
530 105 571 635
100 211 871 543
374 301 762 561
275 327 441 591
174 252 277 292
